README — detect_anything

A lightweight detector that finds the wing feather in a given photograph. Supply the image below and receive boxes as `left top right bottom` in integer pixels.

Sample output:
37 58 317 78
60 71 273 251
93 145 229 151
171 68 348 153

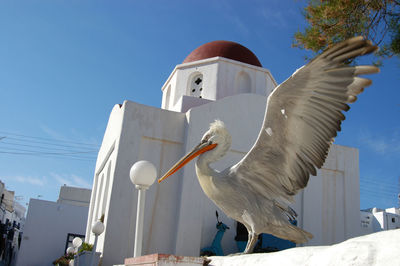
230 37 379 204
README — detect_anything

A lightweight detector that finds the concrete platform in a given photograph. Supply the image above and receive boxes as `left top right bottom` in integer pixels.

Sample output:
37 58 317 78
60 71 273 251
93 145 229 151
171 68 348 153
124 253 207 266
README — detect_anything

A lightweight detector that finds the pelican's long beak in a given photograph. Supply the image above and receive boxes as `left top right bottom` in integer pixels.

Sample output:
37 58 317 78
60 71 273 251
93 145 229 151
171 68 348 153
158 141 217 183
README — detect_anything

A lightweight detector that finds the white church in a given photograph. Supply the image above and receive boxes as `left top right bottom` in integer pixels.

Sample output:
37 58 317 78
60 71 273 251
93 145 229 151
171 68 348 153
85 41 362 266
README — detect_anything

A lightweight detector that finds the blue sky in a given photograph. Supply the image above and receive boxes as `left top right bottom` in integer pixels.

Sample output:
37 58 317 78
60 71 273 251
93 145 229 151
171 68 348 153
0 1 399 211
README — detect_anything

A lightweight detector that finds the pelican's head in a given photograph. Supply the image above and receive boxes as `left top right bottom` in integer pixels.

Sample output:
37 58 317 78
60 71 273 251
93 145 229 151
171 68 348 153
158 120 231 183
200 120 231 161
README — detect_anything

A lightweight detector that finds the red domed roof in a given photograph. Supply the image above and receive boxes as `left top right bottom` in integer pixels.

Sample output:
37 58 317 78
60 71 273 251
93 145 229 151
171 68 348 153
183 40 262 67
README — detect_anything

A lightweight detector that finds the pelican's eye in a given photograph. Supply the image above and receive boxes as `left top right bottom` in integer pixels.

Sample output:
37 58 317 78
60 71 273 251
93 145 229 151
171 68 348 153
201 134 211 143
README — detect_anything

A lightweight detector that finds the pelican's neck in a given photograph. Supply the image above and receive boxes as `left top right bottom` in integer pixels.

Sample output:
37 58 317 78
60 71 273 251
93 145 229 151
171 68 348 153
195 155 219 198
195 154 216 177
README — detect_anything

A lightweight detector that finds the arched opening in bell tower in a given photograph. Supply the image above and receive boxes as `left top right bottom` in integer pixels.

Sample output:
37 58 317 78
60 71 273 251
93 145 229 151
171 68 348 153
188 73 204 98
235 71 251 94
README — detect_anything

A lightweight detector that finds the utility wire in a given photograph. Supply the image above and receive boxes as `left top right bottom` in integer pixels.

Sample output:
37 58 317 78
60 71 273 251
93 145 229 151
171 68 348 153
360 182 398 190
360 188 398 199
0 146 97 156
360 183 398 194
0 131 99 161
360 189 397 197
0 151 96 161
0 140 98 153
3 136 99 149
360 181 398 190
0 131 100 147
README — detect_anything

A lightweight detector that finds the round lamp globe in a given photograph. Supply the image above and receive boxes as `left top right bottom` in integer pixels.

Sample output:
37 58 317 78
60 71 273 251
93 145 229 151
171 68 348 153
72 237 83 248
92 220 105 235
66 246 75 255
129 161 157 188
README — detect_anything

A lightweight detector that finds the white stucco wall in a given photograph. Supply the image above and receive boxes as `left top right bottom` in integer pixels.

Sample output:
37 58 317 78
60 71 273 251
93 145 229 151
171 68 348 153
386 207 400 215
367 208 400 232
293 144 361 246
86 101 186 266
16 198 88 266
360 211 375 235
385 212 400 229
57 185 91 207
360 207 400 236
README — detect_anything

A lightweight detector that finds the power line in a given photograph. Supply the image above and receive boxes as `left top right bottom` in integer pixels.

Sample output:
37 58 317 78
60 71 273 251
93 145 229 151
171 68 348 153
0 141 98 152
2 136 98 149
360 182 398 192
0 145 97 161
0 151 96 161
360 191 397 198
0 131 100 161
361 177 398 184
360 193 397 202
360 178 398 186
360 187 398 198
360 184 398 194
0 140 98 153
0 146 97 156
360 181 398 191
0 131 100 147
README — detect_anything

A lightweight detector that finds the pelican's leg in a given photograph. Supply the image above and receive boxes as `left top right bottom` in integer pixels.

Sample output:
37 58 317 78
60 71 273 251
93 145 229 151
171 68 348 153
243 232 258 254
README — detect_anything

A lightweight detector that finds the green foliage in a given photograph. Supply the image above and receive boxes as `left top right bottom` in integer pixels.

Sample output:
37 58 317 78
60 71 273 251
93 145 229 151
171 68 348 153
52 242 93 265
79 242 93 253
294 0 400 63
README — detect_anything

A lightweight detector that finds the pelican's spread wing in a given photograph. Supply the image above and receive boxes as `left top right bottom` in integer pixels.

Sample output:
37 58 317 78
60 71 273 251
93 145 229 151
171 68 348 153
231 37 379 204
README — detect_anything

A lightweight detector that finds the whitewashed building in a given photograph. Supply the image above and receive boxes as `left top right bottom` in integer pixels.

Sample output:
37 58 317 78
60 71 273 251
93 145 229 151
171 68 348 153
16 185 91 266
0 182 26 266
57 184 92 207
0 185 26 229
86 41 362 265
4 201 26 230
360 207 400 235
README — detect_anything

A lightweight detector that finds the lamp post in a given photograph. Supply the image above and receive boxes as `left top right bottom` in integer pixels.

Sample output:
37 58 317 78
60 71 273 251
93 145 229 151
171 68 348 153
72 237 83 266
89 220 105 266
129 160 157 257
66 247 75 266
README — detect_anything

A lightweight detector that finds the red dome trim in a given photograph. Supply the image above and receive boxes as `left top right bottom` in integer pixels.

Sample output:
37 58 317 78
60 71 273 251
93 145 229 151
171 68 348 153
183 41 262 67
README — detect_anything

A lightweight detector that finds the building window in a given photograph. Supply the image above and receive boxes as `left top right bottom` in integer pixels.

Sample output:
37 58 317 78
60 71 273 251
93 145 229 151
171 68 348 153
65 233 85 252
189 74 203 98
392 217 396 223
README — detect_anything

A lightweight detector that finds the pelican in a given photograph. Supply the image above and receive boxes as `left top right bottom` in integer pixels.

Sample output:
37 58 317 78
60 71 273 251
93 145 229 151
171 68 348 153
158 37 379 254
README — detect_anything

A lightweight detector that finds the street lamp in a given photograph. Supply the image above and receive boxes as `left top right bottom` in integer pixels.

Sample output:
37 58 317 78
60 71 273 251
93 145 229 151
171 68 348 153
72 237 83 266
66 247 75 265
129 160 157 257
66 247 75 255
89 220 105 266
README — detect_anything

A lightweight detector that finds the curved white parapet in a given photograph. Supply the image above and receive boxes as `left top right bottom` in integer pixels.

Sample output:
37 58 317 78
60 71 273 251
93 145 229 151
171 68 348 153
210 229 400 266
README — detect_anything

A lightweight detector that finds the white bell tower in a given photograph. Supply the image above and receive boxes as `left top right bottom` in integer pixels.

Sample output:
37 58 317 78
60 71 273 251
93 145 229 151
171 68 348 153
161 40 277 113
